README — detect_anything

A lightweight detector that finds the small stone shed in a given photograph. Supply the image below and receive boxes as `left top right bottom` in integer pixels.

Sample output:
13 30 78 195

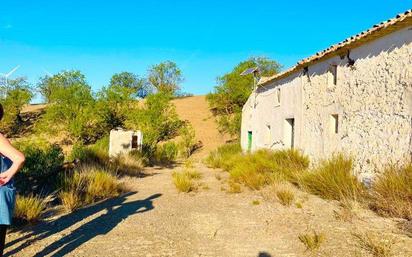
241 9 412 180
109 128 143 157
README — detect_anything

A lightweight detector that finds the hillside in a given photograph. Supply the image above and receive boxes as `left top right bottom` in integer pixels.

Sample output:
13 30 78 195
172 95 228 158
21 96 228 157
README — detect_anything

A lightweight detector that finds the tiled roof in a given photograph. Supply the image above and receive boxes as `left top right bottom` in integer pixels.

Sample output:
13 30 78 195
258 9 412 86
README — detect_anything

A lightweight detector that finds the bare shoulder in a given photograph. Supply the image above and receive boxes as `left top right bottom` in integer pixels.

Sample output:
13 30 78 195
0 133 10 144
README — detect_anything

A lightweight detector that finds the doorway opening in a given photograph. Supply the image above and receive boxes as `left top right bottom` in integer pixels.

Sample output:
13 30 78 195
284 118 295 149
247 131 253 152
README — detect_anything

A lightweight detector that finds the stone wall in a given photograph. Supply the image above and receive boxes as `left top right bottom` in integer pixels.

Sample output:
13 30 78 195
241 26 412 180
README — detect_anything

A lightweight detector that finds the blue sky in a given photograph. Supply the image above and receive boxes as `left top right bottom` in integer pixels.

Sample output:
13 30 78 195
0 1 410 102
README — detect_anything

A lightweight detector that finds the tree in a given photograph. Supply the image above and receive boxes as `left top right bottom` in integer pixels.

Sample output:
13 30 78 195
147 61 183 95
125 92 183 153
37 71 104 143
0 77 33 135
37 70 88 103
207 57 281 137
97 72 147 130
107 72 149 99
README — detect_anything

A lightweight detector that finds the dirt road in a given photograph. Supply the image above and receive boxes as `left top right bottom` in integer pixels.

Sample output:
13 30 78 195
4 162 412 257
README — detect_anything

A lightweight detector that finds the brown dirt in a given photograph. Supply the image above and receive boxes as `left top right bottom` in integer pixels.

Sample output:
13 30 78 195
4 162 412 257
172 96 229 158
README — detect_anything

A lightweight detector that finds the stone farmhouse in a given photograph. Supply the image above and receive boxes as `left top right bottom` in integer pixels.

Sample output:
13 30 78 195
241 10 412 180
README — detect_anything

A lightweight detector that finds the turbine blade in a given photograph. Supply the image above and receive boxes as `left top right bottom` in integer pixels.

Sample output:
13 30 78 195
6 65 20 77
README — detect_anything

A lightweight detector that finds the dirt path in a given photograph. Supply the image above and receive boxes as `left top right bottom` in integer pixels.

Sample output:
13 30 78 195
4 162 412 257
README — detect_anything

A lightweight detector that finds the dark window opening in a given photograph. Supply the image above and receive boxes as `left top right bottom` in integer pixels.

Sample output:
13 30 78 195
132 135 138 149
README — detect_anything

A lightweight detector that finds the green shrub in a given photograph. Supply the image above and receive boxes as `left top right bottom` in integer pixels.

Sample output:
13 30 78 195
14 195 46 223
154 141 178 165
370 164 412 220
69 138 110 165
299 154 365 201
178 123 197 158
0 77 33 136
36 70 106 144
206 57 281 137
14 141 64 195
205 143 242 169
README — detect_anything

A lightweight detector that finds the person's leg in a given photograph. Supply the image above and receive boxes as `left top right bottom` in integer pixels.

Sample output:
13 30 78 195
0 225 7 257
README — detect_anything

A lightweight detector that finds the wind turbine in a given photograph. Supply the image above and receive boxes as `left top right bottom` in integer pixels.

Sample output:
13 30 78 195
0 65 20 87
42 67 53 77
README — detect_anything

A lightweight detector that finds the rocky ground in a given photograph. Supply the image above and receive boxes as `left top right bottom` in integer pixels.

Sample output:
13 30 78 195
4 161 412 257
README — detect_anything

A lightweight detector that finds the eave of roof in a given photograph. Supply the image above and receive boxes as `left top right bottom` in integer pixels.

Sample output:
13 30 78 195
258 9 412 87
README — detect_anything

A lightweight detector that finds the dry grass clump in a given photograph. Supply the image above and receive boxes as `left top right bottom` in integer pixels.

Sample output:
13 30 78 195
229 149 309 190
172 168 201 193
205 143 242 169
353 232 395 257
369 164 412 220
298 230 325 252
334 199 357 222
298 154 365 201
172 172 195 193
59 166 123 212
59 191 82 212
85 169 122 203
252 200 260 205
227 180 242 193
276 187 295 206
14 195 46 223
111 152 145 177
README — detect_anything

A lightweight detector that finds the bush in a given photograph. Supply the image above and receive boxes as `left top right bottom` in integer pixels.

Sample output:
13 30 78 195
370 164 412 220
0 77 33 136
125 92 184 150
178 124 197 159
206 57 281 137
154 141 178 165
205 143 242 169
299 154 365 201
14 195 46 223
36 70 106 144
14 141 64 195
69 136 110 164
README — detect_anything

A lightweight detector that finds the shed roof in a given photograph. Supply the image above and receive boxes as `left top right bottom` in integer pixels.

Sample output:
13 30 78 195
258 9 412 86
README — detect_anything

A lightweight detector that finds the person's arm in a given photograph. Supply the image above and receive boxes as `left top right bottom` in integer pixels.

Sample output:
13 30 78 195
0 134 25 186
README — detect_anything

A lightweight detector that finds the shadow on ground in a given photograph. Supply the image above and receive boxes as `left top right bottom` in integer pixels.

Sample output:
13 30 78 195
5 192 161 257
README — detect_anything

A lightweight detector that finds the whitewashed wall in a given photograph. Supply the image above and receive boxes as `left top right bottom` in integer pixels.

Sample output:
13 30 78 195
241 26 412 179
